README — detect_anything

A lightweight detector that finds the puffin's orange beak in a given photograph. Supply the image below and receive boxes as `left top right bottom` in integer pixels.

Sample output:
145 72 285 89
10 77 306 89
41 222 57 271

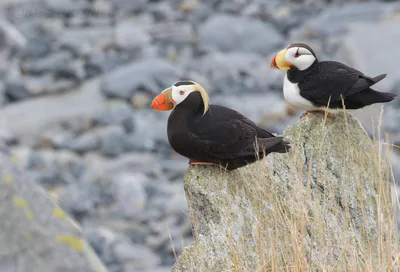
270 48 291 70
151 87 175 111
270 55 278 69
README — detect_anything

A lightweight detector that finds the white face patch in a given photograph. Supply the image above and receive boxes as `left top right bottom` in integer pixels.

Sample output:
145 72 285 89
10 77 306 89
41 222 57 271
284 47 316 71
171 84 196 106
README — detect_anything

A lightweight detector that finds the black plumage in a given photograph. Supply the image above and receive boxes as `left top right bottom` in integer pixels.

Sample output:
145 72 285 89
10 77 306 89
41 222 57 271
288 60 396 109
167 91 290 171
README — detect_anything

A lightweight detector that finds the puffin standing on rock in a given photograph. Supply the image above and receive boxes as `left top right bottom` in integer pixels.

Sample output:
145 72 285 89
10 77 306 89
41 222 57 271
270 43 397 118
151 80 290 171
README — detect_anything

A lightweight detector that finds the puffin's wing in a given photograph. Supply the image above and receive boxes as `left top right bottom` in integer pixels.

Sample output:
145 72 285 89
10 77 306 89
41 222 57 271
299 61 384 105
191 119 280 159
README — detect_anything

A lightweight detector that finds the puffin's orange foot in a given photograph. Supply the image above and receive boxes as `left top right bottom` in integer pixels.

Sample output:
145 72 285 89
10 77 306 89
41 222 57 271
300 111 309 119
188 159 228 170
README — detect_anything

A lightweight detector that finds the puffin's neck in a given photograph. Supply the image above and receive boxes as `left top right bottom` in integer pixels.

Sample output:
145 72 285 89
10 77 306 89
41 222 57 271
287 60 319 83
168 92 205 131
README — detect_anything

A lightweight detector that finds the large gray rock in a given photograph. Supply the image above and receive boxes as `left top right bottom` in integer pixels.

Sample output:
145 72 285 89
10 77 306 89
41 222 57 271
0 79 107 145
172 113 397 271
115 18 151 51
191 52 282 94
101 58 180 100
198 14 284 55
0 152 107 272
336 19 400 134
336 20 400 92
293 2 400 37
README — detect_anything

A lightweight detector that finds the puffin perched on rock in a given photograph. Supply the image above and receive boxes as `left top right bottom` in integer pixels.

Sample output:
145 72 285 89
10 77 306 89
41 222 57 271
151 80 290 171
270 43 397 118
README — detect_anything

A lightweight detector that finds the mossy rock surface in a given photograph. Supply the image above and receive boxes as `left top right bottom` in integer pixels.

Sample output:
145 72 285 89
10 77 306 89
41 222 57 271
172 113 397 272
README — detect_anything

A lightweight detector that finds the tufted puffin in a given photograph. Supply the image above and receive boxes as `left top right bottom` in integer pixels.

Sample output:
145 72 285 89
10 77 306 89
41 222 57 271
151 80 290 171
270 43 397 118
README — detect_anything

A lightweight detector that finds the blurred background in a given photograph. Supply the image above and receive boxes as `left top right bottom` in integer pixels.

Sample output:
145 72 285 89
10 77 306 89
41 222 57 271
0 0 399 271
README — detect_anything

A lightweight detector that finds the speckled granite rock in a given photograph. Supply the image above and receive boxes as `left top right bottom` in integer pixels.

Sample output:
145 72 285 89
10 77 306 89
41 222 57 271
172 113 397 271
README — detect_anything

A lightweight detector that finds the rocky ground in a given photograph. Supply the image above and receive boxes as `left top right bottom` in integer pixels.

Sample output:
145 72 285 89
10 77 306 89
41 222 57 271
0 0 399 271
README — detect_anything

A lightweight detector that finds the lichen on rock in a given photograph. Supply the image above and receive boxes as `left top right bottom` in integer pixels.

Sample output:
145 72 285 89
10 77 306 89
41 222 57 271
172 113 398 272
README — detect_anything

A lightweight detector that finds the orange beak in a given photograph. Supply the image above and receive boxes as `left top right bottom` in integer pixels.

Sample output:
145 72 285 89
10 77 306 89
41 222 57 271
270 55 278 69
151 87 175 111
270 48 291 70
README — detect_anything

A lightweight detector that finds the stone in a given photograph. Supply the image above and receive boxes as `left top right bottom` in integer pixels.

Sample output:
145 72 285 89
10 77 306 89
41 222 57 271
44 0 89 15
0 152 107 272
110 0 147 13
149 22 194 44
125 109 169 152
0 80 7 106
4 80 30 101
85 50 126 77
101 58 180 100
59 175 116 220
149 2 181 22
20 37 52 58
58 130 101 154
191 52 280 94
171 113 397 271
91 100 134 133
115 18 151 51
114 172 148 219
101 125 126 157
335 19 400 134
198 14 284 55
20 51 73 75
296 2 400 37
0 78 107 145
58 27 115 56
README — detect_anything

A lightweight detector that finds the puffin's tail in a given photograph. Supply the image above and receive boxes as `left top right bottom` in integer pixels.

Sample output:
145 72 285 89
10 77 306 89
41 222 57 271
261 137 291 154
370 73 387 85
346 88 397 109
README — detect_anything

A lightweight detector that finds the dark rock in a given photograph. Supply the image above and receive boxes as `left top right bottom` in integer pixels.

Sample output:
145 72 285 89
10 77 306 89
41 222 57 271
149 2 181 22
44 0 89 15
25 149 85 187
20 37 52 58
18 75 78 96
110 0 147 13
58 130 101 154
101 58 180 100
183 2 212 22
101 125 126 157
59 175 116 220
85 50 126 77
5 80 30 101
20 51 74 75
198 14 284 55
0 81 7 106
85 228 161 271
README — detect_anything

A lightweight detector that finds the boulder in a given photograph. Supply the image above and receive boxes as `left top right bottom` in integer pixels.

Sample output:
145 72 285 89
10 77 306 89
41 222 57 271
0 152 107 272
172 113 398 271
198 14 284 55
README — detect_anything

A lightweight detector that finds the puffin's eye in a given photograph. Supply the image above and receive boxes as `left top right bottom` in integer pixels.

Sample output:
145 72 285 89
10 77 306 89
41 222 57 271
179 90 185 95
294 48 300 58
